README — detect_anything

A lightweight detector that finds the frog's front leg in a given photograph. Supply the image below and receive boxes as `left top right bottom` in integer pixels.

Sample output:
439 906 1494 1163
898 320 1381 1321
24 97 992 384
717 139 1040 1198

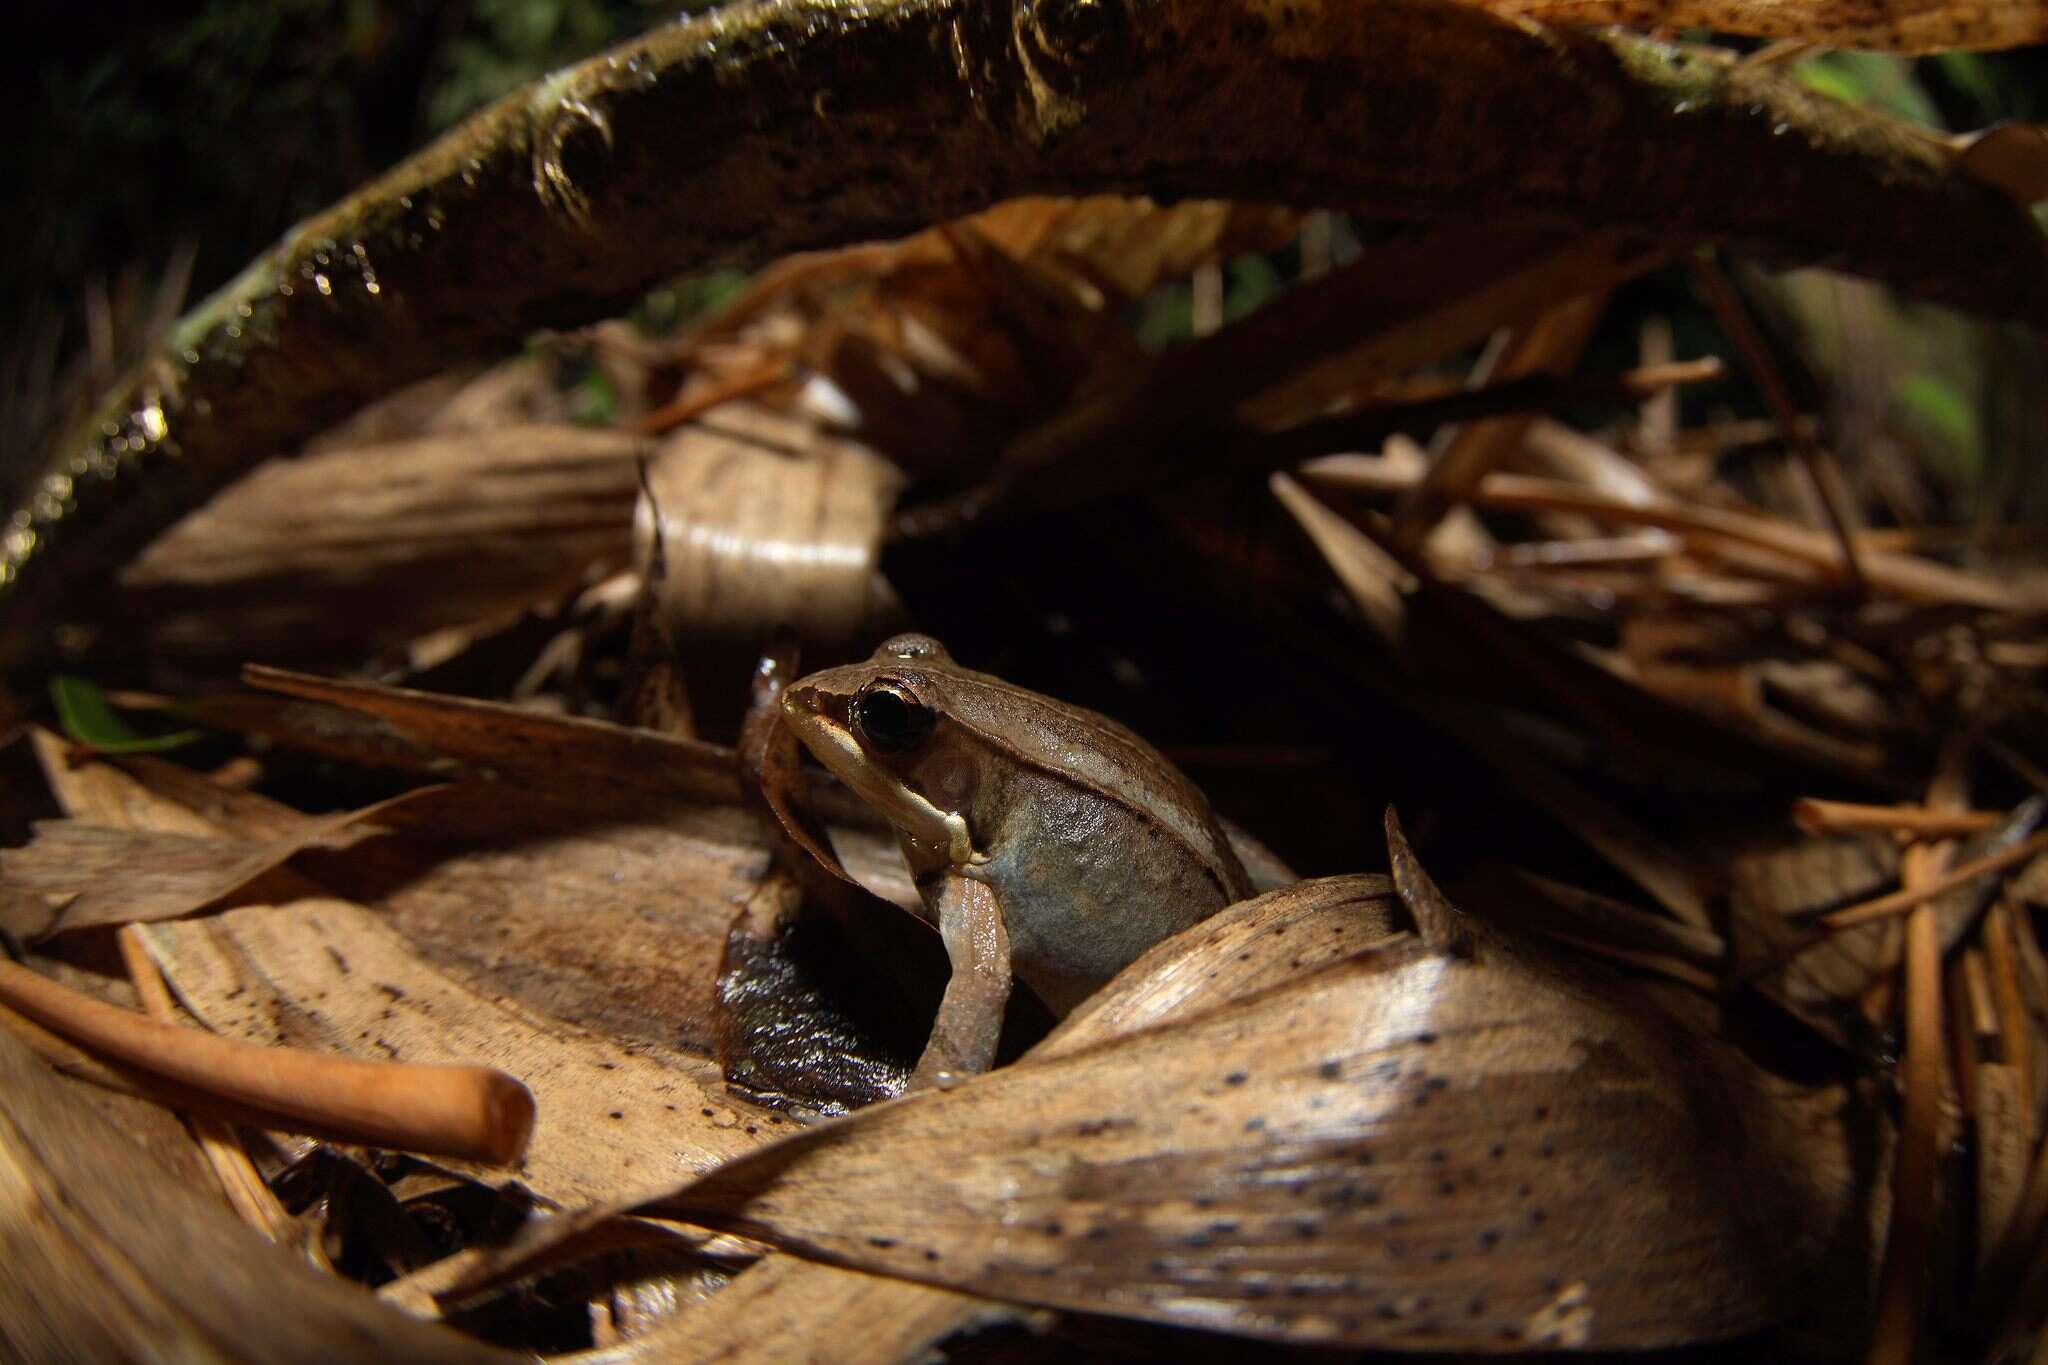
908 872 1012 1091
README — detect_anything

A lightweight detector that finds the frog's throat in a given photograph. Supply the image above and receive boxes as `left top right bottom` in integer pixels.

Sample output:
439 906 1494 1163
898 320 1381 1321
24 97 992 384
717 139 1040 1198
801 719 977 866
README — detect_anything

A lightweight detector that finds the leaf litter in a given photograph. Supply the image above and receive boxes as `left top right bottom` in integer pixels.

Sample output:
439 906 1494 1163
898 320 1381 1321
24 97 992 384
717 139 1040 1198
1 147 2046 1365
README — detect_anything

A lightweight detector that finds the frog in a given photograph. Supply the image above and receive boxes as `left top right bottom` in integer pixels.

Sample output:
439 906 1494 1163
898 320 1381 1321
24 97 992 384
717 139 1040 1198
780 632 1256 1086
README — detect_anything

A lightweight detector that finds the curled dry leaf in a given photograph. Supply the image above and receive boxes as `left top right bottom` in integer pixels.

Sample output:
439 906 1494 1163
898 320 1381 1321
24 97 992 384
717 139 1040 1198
0 1028 514 1364
624 876 1869 1351
634 404 906 659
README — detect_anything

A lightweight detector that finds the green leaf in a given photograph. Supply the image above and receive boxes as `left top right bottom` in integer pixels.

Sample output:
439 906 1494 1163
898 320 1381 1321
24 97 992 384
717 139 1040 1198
1796 53 1940 129
51 677 203 754
1893 372 1976 450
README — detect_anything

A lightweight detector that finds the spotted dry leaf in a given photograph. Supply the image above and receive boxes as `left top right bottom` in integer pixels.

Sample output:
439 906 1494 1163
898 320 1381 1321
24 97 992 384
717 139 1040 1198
137 898 784 1208
635 896 1860 1351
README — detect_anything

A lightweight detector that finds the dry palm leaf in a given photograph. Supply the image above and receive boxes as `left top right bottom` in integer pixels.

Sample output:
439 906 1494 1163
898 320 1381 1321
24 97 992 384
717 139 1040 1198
628 893 1868 1350
139 897 781 1208
453 858 1874 1353
116 425 648 666
0 786 436 942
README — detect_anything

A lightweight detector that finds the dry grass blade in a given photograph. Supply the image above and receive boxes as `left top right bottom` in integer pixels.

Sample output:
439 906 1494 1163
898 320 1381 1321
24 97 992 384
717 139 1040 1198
0 1028 516 1364
1689 255 1868 595
1388 288 1615 552
908 227 1664 531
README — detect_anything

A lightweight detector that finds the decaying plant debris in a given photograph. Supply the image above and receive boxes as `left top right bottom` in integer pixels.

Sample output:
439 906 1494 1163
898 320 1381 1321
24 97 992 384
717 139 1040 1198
5 1 2048 1362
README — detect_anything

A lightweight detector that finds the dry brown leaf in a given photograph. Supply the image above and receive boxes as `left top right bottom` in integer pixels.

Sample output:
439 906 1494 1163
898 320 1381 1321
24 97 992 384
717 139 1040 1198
29 727 228 835
1951 121 2048 204
633 885 1860 1351
458 876 1410 1348
0 787 434 942
118 425 648 664
1389 290 1614 551
0 1028 514 1364
1730 833 1902 1045
138 898 781 1208
242 664 742 807
573 1253 1019 1365
1467 0 2048 50
965 197 1298 303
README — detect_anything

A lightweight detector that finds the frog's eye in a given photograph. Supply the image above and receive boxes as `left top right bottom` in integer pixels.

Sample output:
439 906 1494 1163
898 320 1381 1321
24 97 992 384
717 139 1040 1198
852 681 936 754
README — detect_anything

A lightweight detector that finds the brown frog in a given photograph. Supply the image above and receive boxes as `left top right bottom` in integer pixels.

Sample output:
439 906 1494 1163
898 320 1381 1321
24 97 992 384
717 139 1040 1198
781 633 1254 1084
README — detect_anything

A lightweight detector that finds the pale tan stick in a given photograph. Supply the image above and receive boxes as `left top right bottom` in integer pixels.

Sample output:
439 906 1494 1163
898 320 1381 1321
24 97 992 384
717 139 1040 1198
1866 774 1962 1365
908 874 1012 1092
117 927 301 1247
0 956 533 1164
1793 798 2003 839
1819 831 2048 931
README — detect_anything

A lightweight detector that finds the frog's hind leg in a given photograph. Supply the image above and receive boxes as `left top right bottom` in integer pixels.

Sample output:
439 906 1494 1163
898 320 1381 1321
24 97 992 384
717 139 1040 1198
909 873 1012 1090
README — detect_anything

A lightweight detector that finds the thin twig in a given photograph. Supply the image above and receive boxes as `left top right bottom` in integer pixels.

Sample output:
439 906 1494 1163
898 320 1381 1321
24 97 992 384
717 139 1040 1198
1301 459 2035 611
1793 797 2003 839
1865 768 1963 1365
1817 831 2048 930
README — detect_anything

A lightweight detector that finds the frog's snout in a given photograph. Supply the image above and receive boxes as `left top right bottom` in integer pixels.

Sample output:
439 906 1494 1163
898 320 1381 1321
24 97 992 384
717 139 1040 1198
779 678 841 728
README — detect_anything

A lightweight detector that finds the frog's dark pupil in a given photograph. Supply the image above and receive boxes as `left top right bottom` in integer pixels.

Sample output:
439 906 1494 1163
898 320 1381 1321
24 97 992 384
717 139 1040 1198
854 685 934 753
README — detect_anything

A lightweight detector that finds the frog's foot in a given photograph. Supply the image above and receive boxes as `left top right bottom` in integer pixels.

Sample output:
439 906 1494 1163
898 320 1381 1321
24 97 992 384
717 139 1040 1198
909 873 1013 1090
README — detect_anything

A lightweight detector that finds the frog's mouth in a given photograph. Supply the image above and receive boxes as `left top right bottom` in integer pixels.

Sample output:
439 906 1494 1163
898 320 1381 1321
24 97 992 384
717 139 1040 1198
781 680 975 866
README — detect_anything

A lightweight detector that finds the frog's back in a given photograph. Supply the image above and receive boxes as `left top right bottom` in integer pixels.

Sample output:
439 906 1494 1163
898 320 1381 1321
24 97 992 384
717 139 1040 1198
935 665 1253 904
